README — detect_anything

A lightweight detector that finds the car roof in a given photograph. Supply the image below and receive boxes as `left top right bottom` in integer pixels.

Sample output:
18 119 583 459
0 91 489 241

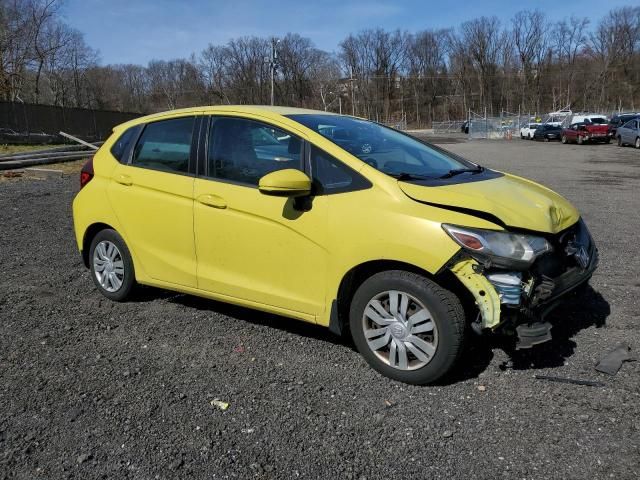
114 105 333 131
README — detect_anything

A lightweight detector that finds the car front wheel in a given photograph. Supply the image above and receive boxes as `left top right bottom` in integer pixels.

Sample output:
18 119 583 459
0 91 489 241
349 270 465 385
636 137 640 149
89 229 136 301
561 135 568 144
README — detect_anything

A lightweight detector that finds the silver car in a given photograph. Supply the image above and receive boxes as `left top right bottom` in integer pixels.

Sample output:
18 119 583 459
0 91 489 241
616 118 640 148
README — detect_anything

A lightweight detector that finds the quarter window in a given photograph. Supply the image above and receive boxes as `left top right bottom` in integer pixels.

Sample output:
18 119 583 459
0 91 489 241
132 117 194 174
110 126 137 163
207 117 302 186
310 145 370 194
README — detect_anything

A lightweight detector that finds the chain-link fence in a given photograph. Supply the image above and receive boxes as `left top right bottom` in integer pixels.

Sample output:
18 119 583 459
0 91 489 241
432 120 467 133
468 111 530 139
380 113 407 131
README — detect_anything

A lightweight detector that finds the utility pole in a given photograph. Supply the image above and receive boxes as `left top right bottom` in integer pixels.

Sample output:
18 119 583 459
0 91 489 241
269 37 280 106
349 67 355 116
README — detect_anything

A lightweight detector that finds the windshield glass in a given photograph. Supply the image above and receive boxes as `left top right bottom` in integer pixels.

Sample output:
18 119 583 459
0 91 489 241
589 117 607 124
288 114 474 178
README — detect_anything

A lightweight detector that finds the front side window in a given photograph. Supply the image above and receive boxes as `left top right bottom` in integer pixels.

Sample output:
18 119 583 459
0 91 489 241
132 117 194 174
207 117 302 186
288 114 477 179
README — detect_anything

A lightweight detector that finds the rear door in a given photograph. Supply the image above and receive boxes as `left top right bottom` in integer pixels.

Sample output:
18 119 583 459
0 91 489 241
627 120 639 144
107 115 201 287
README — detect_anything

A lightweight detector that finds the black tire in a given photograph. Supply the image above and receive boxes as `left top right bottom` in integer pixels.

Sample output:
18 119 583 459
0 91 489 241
617 136 623 147
349 270 465 385
89 229 136 301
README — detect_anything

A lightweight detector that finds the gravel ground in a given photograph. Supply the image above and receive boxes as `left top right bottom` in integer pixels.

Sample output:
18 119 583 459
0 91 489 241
1 138 639 479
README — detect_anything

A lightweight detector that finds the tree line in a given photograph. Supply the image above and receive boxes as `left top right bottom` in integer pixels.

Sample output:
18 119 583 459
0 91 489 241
1 0 639 125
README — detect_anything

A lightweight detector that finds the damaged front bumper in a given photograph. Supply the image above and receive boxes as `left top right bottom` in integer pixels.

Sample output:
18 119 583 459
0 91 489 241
449 220 599 348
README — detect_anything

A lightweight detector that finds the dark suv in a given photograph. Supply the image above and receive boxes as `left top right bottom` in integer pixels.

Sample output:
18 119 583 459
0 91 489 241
608 113 640 138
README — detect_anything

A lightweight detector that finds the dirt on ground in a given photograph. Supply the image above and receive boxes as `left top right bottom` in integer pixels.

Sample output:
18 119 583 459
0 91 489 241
1 138 639 479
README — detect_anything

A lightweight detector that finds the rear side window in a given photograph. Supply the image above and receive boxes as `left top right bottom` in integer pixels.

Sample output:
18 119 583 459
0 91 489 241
310 145 370 195
110 127 137 162
132 117 195 174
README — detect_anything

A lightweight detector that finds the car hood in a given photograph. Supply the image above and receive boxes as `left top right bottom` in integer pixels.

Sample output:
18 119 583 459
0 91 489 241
399 173 579 234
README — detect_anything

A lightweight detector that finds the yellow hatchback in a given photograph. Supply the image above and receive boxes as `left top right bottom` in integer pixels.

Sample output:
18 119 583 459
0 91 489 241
72 106 598 384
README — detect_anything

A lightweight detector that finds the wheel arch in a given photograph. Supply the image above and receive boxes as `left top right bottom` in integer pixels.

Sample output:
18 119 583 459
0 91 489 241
81 222 116 268
328 259 473 337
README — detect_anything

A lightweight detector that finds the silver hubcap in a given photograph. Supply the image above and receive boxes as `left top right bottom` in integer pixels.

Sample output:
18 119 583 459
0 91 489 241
362 290 438 371
93 241 125 292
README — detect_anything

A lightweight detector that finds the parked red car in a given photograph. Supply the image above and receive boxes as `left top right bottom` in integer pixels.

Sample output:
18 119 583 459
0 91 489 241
561 120 610 145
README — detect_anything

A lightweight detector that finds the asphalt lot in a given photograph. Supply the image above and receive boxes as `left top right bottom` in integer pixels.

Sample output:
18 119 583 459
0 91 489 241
1 138 639 479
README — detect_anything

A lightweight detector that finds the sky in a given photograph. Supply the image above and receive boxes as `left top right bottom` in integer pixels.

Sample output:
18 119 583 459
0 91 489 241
62 0 636 65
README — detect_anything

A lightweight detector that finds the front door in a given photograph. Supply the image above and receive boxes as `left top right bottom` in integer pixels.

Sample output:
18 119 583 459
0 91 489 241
193 115 328 316
107 115 198 287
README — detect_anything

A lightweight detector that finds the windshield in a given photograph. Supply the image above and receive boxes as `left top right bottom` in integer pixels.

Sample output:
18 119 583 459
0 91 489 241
587 117 607 124
288 114 475 178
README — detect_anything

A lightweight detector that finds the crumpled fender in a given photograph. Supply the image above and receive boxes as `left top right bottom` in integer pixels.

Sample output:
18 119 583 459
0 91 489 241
450 259 501 329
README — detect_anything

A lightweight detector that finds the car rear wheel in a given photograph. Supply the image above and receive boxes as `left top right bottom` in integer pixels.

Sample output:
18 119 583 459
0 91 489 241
349 270 465 385
577 135 584 145
89 229 136 301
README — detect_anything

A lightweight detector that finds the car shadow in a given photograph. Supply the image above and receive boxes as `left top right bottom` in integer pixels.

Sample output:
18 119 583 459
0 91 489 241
135 284 609 385
441 285 610 384
166 294 353 349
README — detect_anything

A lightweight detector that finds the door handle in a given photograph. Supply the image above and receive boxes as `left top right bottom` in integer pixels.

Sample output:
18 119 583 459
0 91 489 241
115 174 132 186
197 194 227 209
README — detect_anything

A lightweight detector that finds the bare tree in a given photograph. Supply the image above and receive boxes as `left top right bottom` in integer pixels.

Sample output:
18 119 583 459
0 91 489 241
458 16 505 114
512 10 550 112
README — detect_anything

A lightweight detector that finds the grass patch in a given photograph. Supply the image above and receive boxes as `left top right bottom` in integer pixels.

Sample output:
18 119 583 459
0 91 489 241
0 144 66 155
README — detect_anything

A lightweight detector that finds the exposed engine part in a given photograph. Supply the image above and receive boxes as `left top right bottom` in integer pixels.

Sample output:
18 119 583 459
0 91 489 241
530 276 555 307
470 312 483 335
486 271 522 306
515 322 552 349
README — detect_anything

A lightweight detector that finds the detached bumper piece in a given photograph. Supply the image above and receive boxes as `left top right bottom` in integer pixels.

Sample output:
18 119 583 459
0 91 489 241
515 322 552 349
451 220 599 348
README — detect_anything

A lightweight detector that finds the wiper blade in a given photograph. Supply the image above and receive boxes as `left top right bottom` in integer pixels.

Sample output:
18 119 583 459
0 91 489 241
387 172 435 180
439 166 484 179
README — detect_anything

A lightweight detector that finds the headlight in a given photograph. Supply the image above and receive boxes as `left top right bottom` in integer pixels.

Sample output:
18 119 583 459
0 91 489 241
442 224 552 269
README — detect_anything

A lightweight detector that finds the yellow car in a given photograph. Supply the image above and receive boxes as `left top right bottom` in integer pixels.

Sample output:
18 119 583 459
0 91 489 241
72 106 598 384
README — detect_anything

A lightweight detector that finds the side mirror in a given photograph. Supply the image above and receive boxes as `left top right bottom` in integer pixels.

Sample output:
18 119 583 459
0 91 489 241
258 169 312 197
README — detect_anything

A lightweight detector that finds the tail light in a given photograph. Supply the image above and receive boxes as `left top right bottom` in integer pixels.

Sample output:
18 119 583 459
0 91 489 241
80 157 94 189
